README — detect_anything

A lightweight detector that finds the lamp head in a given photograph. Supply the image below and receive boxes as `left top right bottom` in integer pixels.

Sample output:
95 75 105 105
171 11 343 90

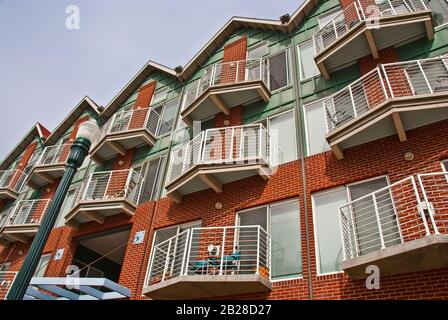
76 119 100 145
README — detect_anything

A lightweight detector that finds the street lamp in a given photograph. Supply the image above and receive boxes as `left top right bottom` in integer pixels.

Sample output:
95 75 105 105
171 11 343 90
6 119 100 300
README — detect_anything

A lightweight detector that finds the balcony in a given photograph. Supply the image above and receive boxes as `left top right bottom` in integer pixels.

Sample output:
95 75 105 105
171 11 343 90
313 0 433 78
0 271 17 300
90 108 160 163
0 199 51 244
0 169 27 200
64 169 144 228
27 144 71 189
143 226 271 300
324 55 448 159
165 124 282 203
339 173 448 279
180 58 271 127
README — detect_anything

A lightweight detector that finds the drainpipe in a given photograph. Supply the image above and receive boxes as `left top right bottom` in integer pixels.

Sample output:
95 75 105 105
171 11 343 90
289 31 314 300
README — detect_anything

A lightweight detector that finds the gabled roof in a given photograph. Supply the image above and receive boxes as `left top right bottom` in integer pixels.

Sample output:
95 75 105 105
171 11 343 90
0 123 51 170
101 61 177 119
178 0 317 81
99 0 318 118
44 96 101 145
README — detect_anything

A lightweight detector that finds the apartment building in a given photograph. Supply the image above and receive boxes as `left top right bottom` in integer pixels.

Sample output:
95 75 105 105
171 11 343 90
1 0 448 300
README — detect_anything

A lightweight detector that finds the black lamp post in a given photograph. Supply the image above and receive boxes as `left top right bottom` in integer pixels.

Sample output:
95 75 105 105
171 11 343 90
6 119 100 300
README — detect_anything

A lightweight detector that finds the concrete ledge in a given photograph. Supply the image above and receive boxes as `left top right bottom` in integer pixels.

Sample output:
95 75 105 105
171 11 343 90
342 234 448 279
143 274 272 300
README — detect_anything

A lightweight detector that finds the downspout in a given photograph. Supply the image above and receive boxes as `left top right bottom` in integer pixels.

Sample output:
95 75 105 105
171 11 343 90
289 31 314 300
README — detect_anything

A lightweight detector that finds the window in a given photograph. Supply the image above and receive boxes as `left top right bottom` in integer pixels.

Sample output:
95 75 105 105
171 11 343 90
34 254 51 277
150 89 168 106
318 10 342 29
248 43 268 60
312 187 348 274
152 221 202 248
238 199 301 280
442 159 448 171
429 0 448 26
304 99 330 155
56 186 77 227
134 156 167 204
72 259 104 278
267 50 290 91
0 262 11 272
155 98 179 136
313 176 399 274
298 41 320 80
266 110 297 164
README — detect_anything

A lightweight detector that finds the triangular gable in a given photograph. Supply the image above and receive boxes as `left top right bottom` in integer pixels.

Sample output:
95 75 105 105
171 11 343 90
44 96 101 145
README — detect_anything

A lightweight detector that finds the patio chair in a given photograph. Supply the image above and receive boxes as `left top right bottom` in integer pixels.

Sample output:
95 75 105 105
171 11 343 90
222 250 242 275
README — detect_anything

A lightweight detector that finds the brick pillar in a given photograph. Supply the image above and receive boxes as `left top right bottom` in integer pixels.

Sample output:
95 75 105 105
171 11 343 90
129 81 157 130
118 201 156 298
59 115 90 163
220 36 247 84
8 142 37 190
358 47 413 108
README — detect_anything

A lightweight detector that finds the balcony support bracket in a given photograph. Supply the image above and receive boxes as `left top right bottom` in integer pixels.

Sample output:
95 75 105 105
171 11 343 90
331 143 344 160
210 94 231 116
107 141 127 157
8 233 29 244
425 20 434 41
392 112 407 142
317 62 330 80
83 211 105 225
365 29 379 59
36 172 55 185
168 190 183 204
199 173 222 193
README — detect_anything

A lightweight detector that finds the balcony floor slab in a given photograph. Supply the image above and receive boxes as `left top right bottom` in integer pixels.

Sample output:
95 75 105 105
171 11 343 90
342 234 448 279
143 274 272 300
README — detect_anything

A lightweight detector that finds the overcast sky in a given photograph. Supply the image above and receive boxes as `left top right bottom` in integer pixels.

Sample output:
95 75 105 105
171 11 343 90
0 0 301 161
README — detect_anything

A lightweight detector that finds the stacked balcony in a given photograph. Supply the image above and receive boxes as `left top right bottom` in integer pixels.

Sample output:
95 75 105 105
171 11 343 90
143 225 272 299
339 173 448 279
0 271 17 300
180 58 271 126
0 169 27 200
27 144 72 189
324 55 448 158
90 108 160 163
0 199 51 244
313 0 433 78
64 169 144 228
165 124 283 203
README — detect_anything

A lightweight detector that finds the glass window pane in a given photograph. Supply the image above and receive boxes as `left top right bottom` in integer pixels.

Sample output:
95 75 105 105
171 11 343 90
270 201 301 279
269 51 289 91
138 157 165 203
239 207 268 231
298 41 319 80
443 160 448 171
428 0 448 26
34 254 51 277
313 188 348 274
158 99 179 135
154 227 178 247
305 100 330 155
269 111 297 164
248 43 268 59
151 89 168 106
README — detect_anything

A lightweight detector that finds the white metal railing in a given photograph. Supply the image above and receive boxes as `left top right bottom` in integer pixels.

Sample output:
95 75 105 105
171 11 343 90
69 169 144 210
0 169 28 194
339 173 448 261
146 226 271 286
0 271 18 300
35 144 72 167
182 58 270 111
313 0 428 55
324 55 448 131
417 172 448 235
98 107 161 142
166 124 283 184
1 199 51 227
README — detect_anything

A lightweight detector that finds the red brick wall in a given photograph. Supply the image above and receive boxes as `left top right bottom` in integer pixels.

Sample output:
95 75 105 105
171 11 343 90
8 142 37 190
221 36 247 84
4 118 448 300
358 47 401 75
59 115 90 163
